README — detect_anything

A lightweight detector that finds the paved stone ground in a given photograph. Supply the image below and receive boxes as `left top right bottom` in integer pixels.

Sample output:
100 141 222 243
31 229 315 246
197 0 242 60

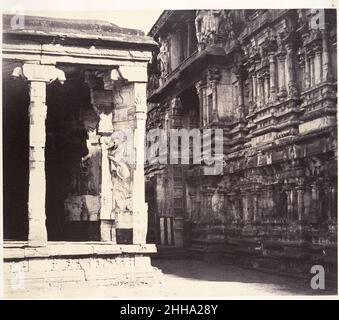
5 259 337 299
150 259 337 297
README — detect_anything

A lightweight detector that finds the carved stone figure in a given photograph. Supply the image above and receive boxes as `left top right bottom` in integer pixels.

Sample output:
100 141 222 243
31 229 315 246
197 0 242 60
288 81 299 98
195 9 226 50
195 10 208 47
80 157 96 195
107 137 132 213
157 37 169 81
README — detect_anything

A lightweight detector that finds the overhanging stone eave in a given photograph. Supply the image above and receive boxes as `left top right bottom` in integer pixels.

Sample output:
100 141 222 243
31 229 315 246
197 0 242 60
147 46 228 103
3 40 154 66
3 31 158 51
148 10 178 37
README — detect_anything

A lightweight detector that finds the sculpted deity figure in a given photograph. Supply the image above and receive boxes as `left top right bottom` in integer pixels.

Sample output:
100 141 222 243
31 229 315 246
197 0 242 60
107 136 132 212
209 10 223 34
157 37 169 80
196 10 225 49
288 81 299 98
195 10 209 50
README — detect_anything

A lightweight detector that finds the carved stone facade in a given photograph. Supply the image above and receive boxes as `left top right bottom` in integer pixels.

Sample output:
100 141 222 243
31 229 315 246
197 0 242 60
146 9 337 276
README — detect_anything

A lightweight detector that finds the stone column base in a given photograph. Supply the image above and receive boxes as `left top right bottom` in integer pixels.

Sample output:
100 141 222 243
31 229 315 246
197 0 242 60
100 220 116 242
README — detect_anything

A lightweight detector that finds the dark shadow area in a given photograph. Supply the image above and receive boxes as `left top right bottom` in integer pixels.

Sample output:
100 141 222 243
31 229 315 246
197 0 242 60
146 176 157 244
3 62 29 240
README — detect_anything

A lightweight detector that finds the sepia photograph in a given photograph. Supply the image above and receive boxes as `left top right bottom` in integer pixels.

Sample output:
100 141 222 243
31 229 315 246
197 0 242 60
1 0 338 303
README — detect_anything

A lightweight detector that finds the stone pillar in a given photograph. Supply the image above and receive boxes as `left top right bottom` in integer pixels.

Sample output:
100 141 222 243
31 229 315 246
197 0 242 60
237 74 245 118
252 192 258 222
211 80 219 122
304 52 311 89
322 26 332 82
248 72 253 106
195 80 206 127
323 186 336 221
310 183 319 220
285 44 293 87
238 77 244 107
132 82 148 244
252 73 258 108
228 193 236 221
330 187 336 220
314 46 323 84
290 189 298 220
28 81 48 245
277 53 287 97
202 85 207 125
264 73 270 105
297 187 305 221
309 53 315 86
258 76 264 107
17 64 65 246
99 136 115 242
286 190 292 220
285 43 298 97
208 66 220 122
268 53 276 101
242 193 249 221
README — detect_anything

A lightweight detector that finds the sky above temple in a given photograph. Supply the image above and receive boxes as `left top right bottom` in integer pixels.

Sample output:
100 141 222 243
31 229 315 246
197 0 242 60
17 11 163 34
1 0 335 34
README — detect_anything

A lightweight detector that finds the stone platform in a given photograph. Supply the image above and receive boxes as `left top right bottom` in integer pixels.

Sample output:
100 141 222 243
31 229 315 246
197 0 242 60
3 241 162 298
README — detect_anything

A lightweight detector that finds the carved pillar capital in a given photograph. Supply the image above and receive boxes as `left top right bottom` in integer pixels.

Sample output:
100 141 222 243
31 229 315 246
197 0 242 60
13 63 66 84
134 82 147 114
195 79 207 91
195 79 207 127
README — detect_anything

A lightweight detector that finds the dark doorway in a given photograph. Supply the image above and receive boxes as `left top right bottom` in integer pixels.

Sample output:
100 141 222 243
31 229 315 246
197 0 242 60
3 62 30 240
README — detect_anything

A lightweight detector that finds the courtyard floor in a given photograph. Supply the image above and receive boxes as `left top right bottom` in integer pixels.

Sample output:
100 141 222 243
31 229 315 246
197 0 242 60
7 258 337 299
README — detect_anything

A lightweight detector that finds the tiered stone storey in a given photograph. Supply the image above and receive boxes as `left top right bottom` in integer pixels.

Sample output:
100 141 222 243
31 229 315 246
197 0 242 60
146 9 337 275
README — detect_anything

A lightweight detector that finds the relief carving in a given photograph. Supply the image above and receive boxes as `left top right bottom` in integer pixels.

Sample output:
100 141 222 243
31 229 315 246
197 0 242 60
107 135 133 213
195 10 224 50
157 37 170 83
